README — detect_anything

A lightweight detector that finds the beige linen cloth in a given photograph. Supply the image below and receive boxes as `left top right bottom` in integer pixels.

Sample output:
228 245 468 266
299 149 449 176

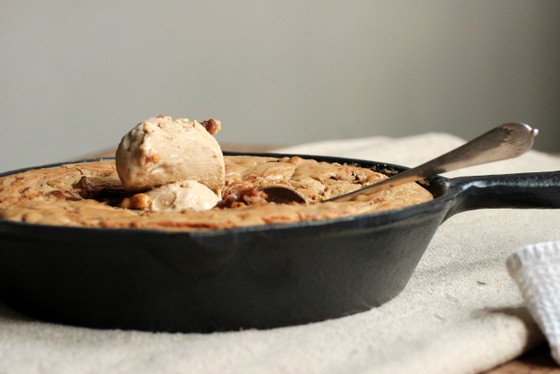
1 132 559 374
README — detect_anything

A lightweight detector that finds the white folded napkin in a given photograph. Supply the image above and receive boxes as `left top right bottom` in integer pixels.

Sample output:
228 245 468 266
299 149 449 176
507 241 560 364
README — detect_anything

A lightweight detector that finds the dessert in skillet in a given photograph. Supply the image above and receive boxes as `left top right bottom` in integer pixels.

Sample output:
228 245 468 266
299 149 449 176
0 116 433 231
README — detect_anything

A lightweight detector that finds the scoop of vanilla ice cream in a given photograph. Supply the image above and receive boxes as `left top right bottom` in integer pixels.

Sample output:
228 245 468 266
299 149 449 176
145 180 219 211
116 116 225 192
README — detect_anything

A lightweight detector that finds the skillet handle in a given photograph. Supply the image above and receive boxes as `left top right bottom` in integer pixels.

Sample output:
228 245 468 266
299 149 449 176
445 170 560 219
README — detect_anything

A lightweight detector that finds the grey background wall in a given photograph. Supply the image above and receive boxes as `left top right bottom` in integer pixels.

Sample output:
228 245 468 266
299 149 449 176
1 0 559 172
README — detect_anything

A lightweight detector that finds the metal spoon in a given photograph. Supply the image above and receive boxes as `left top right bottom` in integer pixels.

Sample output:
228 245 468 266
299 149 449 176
262 123 538 204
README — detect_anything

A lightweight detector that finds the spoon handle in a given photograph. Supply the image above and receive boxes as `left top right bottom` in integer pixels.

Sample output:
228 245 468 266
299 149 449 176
328 123 539 202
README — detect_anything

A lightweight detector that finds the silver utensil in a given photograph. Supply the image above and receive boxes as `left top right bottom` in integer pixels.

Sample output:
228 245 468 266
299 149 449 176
262 123 538 204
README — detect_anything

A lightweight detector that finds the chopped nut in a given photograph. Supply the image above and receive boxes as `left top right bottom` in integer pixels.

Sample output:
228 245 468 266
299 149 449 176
145 154 161 165
121 193 153 210
200 119 221 135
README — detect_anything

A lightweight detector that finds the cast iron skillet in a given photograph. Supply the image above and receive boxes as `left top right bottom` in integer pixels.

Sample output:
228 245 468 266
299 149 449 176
0 153 558 333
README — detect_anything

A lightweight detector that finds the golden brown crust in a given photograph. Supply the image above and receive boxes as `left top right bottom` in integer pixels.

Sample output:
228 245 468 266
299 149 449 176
0 156 433 231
